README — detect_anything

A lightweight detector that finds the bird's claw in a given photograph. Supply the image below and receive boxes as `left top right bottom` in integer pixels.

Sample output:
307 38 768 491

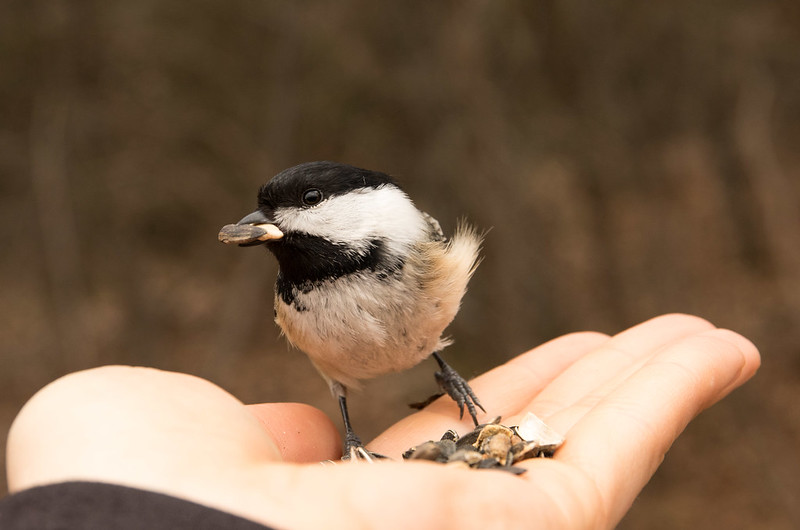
342 431 387 462
434 357 485 426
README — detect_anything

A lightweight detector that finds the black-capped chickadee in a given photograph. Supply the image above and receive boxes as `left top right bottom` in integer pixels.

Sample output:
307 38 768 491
219 161 484 459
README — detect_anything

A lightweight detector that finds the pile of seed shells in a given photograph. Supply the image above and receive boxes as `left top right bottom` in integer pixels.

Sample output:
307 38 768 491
402 412 564 475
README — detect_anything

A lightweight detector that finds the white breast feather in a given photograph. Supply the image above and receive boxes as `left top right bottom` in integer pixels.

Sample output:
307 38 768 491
274 222 483 389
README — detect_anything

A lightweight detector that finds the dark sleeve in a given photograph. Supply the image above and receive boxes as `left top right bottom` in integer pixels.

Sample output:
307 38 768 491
0 481 276 530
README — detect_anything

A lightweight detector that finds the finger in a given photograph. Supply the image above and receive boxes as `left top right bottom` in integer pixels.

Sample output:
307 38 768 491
554 328 760 526
548 326 761 437
715 328 762 389
246 403 341 463
520 314 716 423
370 331 610 457
471 331 611 419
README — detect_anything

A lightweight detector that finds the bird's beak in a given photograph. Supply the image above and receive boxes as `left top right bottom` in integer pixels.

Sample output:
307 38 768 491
218 210 284 246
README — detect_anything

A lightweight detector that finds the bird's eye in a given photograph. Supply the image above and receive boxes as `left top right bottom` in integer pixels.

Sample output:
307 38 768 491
302 188 323 206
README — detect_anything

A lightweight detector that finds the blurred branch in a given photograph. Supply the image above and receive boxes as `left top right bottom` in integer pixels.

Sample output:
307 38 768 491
29 2 95 368
734 67 800 314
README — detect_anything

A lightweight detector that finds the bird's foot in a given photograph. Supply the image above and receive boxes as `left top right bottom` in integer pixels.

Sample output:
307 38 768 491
342 431 388 462
433 352 486 426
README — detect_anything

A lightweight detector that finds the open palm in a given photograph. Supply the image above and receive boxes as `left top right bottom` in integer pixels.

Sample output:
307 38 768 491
7 314 759 529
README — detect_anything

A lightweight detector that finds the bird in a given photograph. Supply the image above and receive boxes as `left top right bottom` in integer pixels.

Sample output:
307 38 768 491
218 161 484 460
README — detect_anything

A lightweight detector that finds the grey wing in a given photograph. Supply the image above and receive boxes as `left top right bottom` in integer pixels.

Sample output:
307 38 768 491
421 211 446 242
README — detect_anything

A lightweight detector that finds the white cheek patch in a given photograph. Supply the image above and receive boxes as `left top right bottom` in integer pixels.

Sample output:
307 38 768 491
273 186 428 254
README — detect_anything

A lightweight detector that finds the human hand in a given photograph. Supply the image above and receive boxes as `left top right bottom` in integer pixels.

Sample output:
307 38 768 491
6 314 759 529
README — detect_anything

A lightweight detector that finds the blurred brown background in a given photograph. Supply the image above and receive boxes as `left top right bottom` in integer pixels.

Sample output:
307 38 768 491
2 1 799 527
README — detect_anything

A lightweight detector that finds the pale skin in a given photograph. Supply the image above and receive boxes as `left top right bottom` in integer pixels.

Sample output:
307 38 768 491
5 314 760 529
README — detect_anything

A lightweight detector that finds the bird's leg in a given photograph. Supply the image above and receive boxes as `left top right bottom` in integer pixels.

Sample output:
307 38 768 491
332 383 386 462
338 394 372 461
432 352 485 426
